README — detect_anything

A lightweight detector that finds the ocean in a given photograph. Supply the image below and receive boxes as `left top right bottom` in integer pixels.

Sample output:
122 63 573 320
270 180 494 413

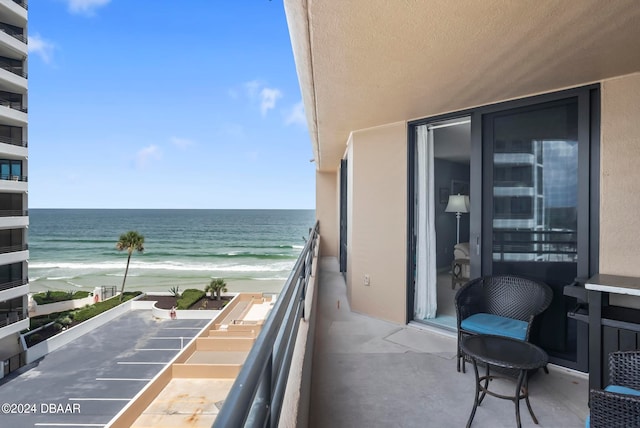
28 209 316 295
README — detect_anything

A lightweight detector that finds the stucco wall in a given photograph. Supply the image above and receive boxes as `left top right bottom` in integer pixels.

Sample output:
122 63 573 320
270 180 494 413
600 73 640 277
347 122 407 324
316 171 338 257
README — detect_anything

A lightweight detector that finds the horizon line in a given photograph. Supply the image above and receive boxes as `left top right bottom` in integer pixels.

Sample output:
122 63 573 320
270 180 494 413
28 207 316 210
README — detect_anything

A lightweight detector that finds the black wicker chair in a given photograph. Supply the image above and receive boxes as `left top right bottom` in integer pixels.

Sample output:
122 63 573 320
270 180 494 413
455 274 553 373
588 351 640 427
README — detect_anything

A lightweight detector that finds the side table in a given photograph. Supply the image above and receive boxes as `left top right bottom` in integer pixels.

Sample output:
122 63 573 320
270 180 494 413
460 334 548 428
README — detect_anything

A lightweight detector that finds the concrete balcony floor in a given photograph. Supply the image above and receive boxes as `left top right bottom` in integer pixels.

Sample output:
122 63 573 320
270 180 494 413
309 257 589 428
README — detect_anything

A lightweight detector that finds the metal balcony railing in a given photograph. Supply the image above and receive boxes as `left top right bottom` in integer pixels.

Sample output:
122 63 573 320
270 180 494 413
0 174 27 182
12 0 28 10
0 209 27 217
493 229 577 262
0 99 26 113
0 62 26 78
213 221 319 428
0 278 27 292
0 243 28 254
0 310 27 328
0 23 26 44
0 135 26 147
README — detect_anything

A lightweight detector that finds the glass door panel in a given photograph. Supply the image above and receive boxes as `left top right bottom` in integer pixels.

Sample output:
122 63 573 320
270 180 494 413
483 97 583 365
0 162 9 180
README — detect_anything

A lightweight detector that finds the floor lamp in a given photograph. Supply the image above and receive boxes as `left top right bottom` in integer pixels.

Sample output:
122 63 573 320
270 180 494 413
445 194 470 244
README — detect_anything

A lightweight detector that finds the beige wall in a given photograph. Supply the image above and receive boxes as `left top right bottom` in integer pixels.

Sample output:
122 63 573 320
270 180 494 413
346 122 407 324
600 73 640 280
316 171 339 257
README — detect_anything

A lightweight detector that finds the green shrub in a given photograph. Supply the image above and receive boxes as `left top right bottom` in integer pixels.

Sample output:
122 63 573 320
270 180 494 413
57 316 72 326
53 322 63 331
176 289 205 310
27 333 41 346
33 290 92 305
71 292 140 323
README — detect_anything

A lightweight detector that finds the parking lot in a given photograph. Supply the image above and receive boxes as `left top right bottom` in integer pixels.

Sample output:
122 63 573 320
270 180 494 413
0 310 209 428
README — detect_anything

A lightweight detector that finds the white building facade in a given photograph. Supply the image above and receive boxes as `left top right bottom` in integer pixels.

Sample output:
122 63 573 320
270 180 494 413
0 0 28 378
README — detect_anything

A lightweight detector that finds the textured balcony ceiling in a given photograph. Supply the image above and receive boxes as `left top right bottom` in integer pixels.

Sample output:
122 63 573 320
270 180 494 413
284 0 640 171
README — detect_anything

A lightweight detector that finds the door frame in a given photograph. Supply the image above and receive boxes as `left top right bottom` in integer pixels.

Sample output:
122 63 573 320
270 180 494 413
407 84 600 371
339 159 348 274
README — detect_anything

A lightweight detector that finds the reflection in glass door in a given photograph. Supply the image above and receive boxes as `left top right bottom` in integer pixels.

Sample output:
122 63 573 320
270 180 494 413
483 96 587 367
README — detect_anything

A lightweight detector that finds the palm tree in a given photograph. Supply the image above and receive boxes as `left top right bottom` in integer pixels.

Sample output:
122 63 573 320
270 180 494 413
115 231 145 301
207 278 227 301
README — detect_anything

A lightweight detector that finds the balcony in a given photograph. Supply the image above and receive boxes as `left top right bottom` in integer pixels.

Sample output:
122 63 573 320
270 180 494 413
11 0 27 10
0 95 26 113
0 23 25 44
0 209 26 217
214 225 589 427
0 56 25 78
0 174 26 182
0 135 25 148
0 307 25 328
0 58 27 94
0 243 27 254
0 278 26 292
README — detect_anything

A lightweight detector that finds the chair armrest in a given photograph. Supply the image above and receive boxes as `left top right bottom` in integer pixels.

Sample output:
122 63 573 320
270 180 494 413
589 388 640 428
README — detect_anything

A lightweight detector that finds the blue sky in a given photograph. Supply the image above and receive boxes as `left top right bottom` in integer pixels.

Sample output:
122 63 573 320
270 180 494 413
27 0 315 209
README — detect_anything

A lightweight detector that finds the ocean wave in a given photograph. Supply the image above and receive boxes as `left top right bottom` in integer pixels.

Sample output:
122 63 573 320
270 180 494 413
146 251 295 260
65 281 86 288
46 276 76 281
29 260 294 273
40 238 115 244
225 244 305 250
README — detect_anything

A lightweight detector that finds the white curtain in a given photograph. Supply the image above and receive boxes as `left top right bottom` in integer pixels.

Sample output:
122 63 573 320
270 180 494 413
414 125 437 319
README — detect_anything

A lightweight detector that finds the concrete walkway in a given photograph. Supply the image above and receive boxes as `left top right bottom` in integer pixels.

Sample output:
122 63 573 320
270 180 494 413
309 257 589 428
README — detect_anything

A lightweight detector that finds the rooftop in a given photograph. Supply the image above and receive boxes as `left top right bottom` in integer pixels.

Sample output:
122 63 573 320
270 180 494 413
109 293 274 428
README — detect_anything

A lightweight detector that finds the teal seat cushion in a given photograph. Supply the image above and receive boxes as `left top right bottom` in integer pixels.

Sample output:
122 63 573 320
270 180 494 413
461 313 527 340
604 384 640 396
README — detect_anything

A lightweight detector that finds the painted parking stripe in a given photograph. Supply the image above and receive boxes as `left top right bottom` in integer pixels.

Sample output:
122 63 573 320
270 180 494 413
95 378 152 381
135 348 180 351
160 327 203 330
148 336 191 339
68 398 131 401
34 424 105 427
116 361 168 365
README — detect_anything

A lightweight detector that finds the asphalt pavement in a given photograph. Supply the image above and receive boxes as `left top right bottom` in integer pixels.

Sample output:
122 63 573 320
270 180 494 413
0 310 209 428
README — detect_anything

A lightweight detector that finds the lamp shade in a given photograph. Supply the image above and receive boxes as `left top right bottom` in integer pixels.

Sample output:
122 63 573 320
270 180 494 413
445 194 469 213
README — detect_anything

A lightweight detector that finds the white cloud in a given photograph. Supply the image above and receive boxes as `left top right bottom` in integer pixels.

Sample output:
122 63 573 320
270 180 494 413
244 80 261 99
28 34 55 64
170 137 194 149
285 101 306 126
260 88 283 116
135 145 161 169
238 80 283 116
66 0 111 16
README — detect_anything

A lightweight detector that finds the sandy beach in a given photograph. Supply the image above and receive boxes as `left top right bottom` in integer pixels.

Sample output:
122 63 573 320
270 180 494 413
28 276 286 296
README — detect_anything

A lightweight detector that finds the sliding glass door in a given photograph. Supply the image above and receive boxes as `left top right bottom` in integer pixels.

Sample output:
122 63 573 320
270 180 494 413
407 86 599 371
481 88 598 369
